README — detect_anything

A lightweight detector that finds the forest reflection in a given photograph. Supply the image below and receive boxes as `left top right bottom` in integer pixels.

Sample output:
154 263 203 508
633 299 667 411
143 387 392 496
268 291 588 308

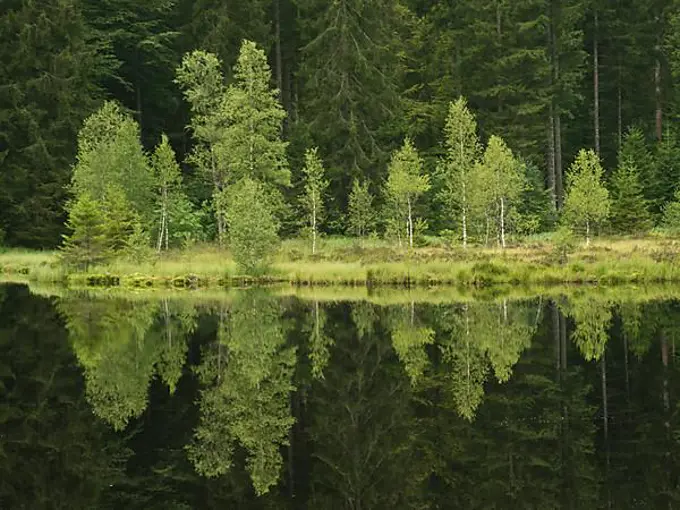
2 284 680 508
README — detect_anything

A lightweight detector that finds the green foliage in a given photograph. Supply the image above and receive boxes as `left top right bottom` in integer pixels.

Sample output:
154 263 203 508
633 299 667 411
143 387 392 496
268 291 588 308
188 292 295 495
563 149 611 243
226 178 280 275
0 0 113 247
223 40 289 187
437 97 480 245
347 179 376 239
609 159 652 235
72 101 155 227
152 134 201 249
301 147 328 253
552 226 576 265
384 138 430 248
618 127 657 211
476 136 526 246
661 188 680 234
60 193 109 270
123 221 154 264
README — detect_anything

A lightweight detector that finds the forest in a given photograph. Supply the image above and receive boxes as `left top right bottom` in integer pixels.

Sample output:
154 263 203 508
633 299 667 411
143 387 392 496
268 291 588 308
3 0 680 274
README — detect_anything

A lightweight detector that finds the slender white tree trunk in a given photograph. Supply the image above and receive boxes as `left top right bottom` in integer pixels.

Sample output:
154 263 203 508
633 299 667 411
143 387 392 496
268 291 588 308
312 196 317 255
586 219 591 246
462 202 468 249
157 186 167 252
500 196 506 249
407 197 413 248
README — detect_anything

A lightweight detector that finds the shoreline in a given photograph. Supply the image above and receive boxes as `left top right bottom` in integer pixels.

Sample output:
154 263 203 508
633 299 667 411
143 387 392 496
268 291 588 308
1 237 680 289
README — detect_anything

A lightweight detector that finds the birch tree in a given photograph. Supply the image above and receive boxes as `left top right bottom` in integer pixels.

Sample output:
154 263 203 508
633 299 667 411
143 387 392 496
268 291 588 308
151 134 184 251
563 149 611 245
175 50 229 241
479 136 525 248
222 40 289 187
301 147 328 255
385 139 430 249
438 97 480 248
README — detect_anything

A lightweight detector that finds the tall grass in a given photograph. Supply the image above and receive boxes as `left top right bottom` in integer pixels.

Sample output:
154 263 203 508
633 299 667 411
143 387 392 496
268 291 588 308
1 235 680 288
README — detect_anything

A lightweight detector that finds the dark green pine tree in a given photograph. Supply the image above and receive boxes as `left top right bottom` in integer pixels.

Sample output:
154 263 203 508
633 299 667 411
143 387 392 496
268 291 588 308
617 127 658 212
295 0 407 228
0 0 113 247
455 0 552 165
82 0 182 146
653 127 680 209
609 160 652 235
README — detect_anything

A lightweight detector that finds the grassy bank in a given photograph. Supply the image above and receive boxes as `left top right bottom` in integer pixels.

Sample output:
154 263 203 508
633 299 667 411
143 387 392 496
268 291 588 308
2 236 680 288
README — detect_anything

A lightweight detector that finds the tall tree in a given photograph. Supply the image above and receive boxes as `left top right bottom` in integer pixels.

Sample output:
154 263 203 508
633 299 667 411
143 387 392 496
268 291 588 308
296 0 405 223
385 138 430 248
0 0 112 247
438 97 480 248
221 40 289 187
175 49 229 241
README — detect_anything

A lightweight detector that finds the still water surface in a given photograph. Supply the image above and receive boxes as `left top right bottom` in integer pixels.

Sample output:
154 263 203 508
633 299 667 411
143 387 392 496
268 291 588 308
1 283 679 508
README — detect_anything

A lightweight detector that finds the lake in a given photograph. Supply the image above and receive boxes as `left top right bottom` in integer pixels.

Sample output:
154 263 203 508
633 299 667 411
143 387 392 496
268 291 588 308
1 282 679 508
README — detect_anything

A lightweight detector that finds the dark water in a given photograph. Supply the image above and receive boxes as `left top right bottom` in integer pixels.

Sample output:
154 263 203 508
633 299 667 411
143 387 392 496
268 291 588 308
1 283 680 509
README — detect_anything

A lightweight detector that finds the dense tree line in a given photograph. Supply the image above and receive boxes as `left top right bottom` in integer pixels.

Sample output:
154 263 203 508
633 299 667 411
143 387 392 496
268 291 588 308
3 0 680 250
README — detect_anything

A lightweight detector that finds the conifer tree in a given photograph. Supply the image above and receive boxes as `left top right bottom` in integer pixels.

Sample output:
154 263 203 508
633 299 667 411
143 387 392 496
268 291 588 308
301 148 328 255
618 127 656 210
60 194 109 270
609 160 652 235
385 139 430 248
563 149 611 245
438 97 480 248
347 179 376 240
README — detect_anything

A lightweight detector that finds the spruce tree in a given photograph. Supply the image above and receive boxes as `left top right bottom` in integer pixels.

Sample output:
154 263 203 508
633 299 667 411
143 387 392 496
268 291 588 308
347 179 376 240
563 149 611 245
618 127 656 210
61 194 109 270
609 160 652 235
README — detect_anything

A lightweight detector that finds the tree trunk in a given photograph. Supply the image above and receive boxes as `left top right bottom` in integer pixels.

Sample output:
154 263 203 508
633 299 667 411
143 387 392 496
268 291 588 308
407 197 413 249
586 219 591 246
547 104 557 208
275 0 283 99
500 196 506 248
655 56 663 141
312 196 317 255
593 8 601 155
462 204 468 249
554 112 563 209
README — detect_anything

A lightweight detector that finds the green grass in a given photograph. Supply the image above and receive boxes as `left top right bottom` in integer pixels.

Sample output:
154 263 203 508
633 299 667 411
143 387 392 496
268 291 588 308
2 235 680 288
